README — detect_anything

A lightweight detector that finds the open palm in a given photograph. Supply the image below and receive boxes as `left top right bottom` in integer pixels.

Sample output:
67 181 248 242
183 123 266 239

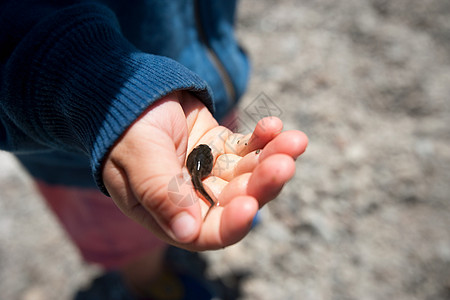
102 92 308 251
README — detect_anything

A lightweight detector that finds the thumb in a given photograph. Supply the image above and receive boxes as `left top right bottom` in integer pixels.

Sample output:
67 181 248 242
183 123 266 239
119 96 202 244
134 136 202 243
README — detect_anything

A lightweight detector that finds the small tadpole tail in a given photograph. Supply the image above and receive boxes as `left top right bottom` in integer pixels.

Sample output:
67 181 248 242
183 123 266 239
191 176 215 207
204 204 213 220
203 201 219 221
191 176 217 220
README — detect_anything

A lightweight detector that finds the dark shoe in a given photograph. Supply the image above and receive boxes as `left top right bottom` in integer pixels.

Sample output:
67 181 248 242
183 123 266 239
74 272 135 300
74 269 218 300
74 248 220 300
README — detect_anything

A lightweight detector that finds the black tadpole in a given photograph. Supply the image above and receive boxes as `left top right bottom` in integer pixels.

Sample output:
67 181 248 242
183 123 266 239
186 144 216 218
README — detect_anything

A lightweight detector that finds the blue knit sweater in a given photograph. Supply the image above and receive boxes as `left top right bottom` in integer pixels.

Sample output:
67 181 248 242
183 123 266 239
0 0 250 192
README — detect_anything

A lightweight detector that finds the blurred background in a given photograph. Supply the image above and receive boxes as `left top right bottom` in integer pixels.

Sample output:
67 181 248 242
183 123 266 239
1 0 449 299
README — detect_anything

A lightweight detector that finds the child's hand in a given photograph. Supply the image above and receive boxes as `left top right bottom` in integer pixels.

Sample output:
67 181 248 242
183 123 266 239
102 91 308 251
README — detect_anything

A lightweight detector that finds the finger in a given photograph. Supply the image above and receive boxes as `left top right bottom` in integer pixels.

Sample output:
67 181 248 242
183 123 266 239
247 153 296 207
258 130 308 161
217 173 251 206
234 149 263 177
212 153 241 181
176 174 227 220
223 133 245 154
203 175 228 201
220 196 258 246
193 195 258 250
194 175 226 219
235 117 284 155
232 130 307 178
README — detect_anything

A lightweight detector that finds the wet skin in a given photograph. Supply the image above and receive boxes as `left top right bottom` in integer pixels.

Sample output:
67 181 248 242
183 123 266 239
186 144 216 213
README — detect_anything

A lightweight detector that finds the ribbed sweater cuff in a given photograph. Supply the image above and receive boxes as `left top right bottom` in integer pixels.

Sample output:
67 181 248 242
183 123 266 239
4 4 213 193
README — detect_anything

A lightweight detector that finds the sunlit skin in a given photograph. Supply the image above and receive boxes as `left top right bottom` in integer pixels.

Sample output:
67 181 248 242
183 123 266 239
102 91 308 251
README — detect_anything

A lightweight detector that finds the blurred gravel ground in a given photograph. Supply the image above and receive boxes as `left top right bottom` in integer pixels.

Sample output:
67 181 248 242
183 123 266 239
1 0 450 299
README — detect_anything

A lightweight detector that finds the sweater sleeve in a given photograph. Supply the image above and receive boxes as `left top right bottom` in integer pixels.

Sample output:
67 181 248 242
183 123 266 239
0 3 214 193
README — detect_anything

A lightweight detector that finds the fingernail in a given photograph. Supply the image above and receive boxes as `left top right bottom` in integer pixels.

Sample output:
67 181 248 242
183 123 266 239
171 212 197 242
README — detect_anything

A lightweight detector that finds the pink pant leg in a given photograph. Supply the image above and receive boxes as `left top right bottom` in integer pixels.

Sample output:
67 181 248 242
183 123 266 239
36 181 166 270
